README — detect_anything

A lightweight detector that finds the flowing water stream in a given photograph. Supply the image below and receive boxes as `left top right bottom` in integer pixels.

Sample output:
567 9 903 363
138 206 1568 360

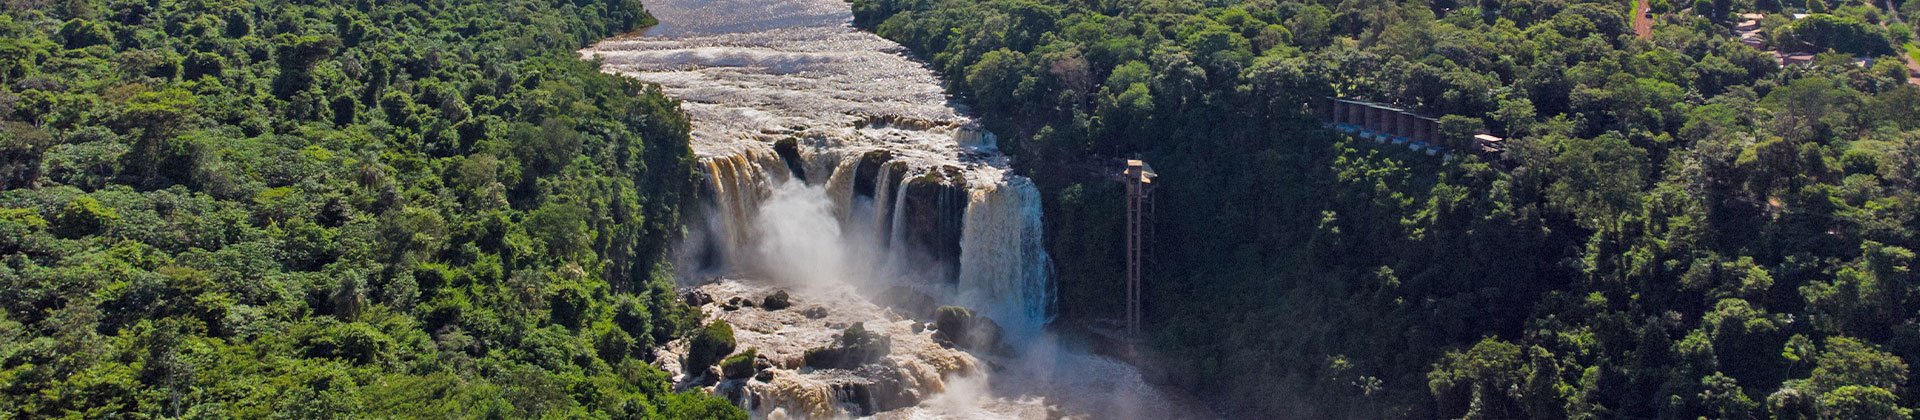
582 0 1180 417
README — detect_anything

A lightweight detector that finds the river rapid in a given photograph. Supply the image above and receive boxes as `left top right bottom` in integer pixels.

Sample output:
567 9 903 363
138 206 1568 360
581 0 1183 417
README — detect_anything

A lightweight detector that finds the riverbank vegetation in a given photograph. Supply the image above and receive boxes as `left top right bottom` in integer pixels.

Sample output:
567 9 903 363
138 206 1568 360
856 0 1920 416
0 0 741 417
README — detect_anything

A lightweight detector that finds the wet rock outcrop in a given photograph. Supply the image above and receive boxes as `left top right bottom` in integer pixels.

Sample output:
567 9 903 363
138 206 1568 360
878 285 937 318
850 150 894 199
933 306 1005 353
773 138 808 181
762 290 792 310
803 322 892 369
683 290 713 307
657 280 981 418
900 166 967 283
721 349 760 380
685 321 736 373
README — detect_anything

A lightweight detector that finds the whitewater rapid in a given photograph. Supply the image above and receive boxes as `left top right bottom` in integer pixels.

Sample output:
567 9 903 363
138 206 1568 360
581 0 1182 417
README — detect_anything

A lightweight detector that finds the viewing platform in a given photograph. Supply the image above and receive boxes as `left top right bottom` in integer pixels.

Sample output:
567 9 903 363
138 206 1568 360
1321 97 1505 159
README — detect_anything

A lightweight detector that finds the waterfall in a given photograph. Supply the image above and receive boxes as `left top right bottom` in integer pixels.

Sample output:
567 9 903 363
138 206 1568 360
689 145 1054 322
882 168 913 274
752 178 848 289
694 152 772 273
579 0 1055 315
577 0 1186 415
958 175 1055 330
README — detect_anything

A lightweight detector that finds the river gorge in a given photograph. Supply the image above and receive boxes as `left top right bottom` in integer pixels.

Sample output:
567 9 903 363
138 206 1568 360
580 0 1179 417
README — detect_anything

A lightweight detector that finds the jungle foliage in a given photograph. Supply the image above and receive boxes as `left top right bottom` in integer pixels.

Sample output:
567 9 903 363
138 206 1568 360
855 0 1920 416
0 0 742 417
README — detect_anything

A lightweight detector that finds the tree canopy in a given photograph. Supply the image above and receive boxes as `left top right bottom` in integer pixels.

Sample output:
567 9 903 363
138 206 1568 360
0 0 738 417
854 0 1920 416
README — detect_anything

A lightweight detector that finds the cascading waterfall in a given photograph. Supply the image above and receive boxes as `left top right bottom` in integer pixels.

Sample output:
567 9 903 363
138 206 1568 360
690 142 1055 330
573 0 1062 312
958 175 1056 329
580 0 1186 416
692 151 781 273
752 178 848 288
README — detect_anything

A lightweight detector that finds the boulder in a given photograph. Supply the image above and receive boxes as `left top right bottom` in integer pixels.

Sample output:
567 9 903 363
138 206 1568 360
803 306 829 319
803 322 893 369
763 290 792 310
878 286 935 318
721 348 759 380
932 306 968 336
932 306 1004 352
753 355 775 382
729 296 755 308
685 321 736 373
682 290 712 307
692 366 721 388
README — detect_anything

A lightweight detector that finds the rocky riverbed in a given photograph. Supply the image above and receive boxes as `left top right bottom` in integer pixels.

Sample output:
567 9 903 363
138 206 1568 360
657 279 1063 419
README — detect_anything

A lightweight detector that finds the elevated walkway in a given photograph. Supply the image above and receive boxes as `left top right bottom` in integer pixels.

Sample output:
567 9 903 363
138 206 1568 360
1321 97 1505 159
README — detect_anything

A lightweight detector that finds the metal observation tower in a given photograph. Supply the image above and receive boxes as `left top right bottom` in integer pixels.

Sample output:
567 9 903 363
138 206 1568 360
1123 159 1156 340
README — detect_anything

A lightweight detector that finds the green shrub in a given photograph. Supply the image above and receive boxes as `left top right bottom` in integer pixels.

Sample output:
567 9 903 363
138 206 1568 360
720 348 758 379
659 391 749 420
686 320 736 373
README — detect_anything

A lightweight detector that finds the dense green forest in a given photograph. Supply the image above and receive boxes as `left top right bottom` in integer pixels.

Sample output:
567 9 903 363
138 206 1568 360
854 0 1920 416
0 0 742 417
